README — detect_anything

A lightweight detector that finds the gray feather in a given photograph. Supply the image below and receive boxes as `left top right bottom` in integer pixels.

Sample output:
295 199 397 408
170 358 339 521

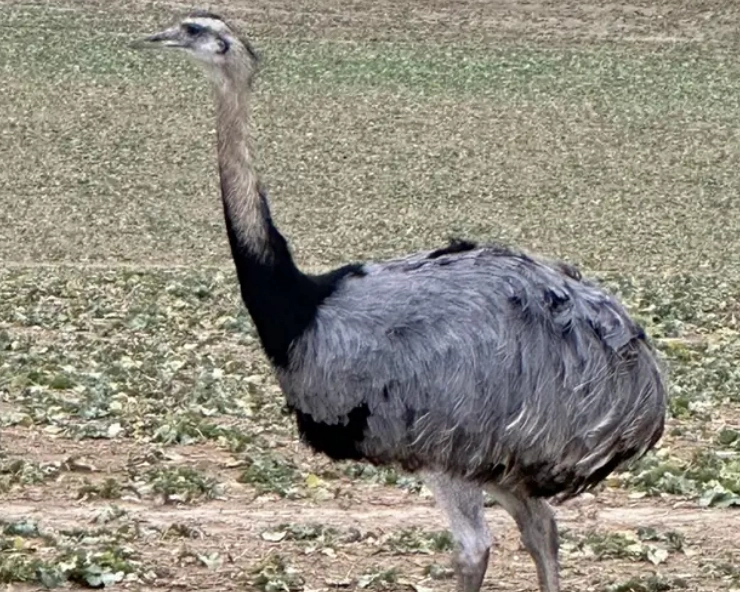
278 243 666 500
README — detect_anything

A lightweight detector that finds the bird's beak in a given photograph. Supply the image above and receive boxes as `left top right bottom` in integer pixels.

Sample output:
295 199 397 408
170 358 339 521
130 27 186 50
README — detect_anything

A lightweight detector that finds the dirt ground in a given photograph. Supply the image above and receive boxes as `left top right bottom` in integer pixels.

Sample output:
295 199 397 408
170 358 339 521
3 426 740 592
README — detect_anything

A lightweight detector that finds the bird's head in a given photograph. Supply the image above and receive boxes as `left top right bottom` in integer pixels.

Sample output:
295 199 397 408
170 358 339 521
133 11 258 72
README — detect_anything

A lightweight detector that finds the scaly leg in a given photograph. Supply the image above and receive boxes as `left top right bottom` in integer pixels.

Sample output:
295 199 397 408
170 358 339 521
423 472 491 592
487 485 560 592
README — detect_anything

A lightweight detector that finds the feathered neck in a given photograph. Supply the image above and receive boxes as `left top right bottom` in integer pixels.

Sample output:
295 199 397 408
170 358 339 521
211 56 314 367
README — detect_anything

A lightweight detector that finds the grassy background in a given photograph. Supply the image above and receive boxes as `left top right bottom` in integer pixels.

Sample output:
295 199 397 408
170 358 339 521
3 3 740 271
2 1 740 590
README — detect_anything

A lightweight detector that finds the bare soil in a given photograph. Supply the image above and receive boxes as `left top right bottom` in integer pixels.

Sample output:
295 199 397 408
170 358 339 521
2 427 739 591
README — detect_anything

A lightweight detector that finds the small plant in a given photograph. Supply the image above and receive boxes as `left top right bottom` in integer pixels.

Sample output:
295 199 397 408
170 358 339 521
57 546 139 588
606 574 684 592
561 528 676 565
384 527 454 554
424 562 455 580
239 453 302 498
357 567 400 589
152 416 254 451
141 466 225 502
637 527 685 553
702 560 740 583
78 478 124 500
619 449 740 506
580 531 646 560
251 553 304 592
0 526 140 588
0 459 61 492
162 522 205 539
717 428 740 448
92 505 129 525
343 463 423 492
2 519 42 538
260 522 339 543
0 552 57 585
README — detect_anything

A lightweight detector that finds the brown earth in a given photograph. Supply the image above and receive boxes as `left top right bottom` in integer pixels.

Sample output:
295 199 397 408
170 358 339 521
2 425 740 591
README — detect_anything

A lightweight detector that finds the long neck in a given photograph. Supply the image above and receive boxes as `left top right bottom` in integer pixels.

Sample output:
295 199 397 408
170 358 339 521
213 63 273 260
211 59 316 367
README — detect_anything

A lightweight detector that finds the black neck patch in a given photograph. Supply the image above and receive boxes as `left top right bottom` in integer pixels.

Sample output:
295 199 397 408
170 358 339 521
222 190 365 368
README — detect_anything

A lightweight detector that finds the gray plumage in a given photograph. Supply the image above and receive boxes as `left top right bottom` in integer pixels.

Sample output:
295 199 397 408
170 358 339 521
134 15 667 592
280 242 665 501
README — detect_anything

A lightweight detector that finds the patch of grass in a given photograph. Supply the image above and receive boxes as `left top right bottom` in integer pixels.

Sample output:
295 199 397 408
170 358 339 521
0 553 55 586
259 523 370 551
717 428 740 450
161 523 205 540
343 463 423 492
424 562 456 580
0 268 270 446
0 520 142 588
701 559 740 583
5 0 740 278
55 546 139 588
139 466 225 503
619 449 740 506
0 459 61 492
91 505 129 526
357 567 400 589
561 528 680 565
261 523 338 543
636 527 685 553
2 519 43 538
251 553 304 592
239 453 303 498
77 477 124 501
384 527 454 555
606 575 686 592
0 518 57 550
58 525 139 546
8 6 740 105
152 415 255 452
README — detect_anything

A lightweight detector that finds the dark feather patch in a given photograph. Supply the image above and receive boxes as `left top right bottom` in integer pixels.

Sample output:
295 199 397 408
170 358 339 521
186 10 260 63
428 238 478 259
556 261 582 281
543 287 571 312
293 405 370 461
222 186 365 368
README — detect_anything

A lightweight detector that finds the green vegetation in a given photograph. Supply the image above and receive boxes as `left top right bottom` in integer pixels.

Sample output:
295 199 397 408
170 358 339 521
606 575 685 592
560 527 684 565
251 553 304 592
0 519 142 588
0 459 61 492
383 527 455 555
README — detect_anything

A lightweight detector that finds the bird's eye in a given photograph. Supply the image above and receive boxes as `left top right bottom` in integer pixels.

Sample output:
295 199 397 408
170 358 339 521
182 23 205 36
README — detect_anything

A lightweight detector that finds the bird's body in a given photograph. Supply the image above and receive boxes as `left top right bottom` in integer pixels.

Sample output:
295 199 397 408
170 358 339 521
281 239 664 501
135 14 667 592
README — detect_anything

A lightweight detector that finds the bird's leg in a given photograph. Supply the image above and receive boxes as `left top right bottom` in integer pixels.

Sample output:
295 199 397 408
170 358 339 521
487 486 560 592
423 472 491 592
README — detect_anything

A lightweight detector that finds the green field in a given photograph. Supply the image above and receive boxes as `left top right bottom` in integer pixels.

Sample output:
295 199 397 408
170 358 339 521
2 1 740 590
